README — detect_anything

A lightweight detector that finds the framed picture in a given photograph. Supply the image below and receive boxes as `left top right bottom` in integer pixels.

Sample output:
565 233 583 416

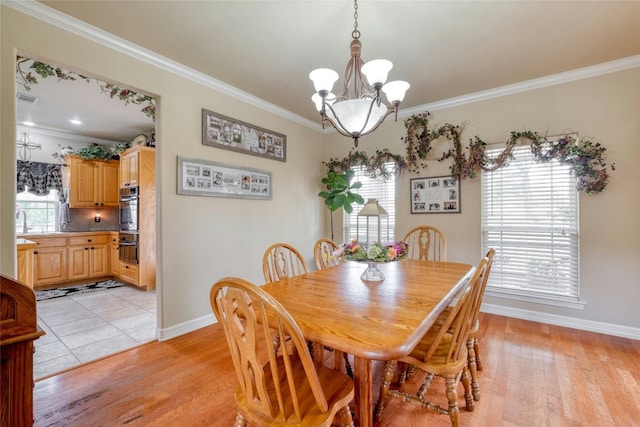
177 156 272 200
202 108 286 162
410 175 460 213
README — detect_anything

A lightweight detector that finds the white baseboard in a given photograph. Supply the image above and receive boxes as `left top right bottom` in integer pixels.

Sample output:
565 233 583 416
157 305 640 342
482 303 640 341
157 313 217 341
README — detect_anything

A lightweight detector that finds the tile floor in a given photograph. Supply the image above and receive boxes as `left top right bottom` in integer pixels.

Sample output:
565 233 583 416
34 284 157 379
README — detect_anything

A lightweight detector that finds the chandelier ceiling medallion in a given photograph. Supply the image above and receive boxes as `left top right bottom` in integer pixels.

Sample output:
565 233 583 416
309 0 410 147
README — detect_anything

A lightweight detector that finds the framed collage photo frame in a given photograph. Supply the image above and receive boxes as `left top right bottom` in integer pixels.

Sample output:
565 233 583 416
202 108 286 162
410 175 460 214
177 156 272 200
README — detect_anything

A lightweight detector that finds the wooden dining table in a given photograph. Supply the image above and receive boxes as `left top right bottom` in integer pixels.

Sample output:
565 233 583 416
262 259 475 427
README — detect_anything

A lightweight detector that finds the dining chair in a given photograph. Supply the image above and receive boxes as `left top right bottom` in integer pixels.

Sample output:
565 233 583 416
210 277 355 426
313 238 344 270
374 257 489 427
403 225 447 261
465 248 495 401
262 243 308 283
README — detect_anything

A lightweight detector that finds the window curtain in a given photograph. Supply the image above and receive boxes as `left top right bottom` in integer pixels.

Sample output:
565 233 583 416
16 160 63 195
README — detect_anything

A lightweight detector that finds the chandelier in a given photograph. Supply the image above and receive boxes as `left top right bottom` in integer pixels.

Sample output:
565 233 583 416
309 0 410 147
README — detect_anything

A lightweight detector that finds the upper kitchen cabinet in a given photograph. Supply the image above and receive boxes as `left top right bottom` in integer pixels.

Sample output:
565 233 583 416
63 155 119 208
119 149 139 188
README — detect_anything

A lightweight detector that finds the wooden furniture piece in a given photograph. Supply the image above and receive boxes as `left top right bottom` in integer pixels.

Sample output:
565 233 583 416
465 248 495 401
403 225 447 261
313 238 343 270
67 234 109 282
118 145 156 290
24 232 114 288
399 248 497 402
1 275 45 426
262 243 308 283
210 277 355 426
63 155 119 208
374 257 489 427
16 238 37 289
262 259 474 427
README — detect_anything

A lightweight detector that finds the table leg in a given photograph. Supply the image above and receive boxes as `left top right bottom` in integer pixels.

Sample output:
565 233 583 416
353 356 373 427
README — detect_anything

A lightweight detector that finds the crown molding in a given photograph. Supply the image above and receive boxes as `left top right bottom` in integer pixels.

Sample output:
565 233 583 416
6 1 639 131
400 55 640 119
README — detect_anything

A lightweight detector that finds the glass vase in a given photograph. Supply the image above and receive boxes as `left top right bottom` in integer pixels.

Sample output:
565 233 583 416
360 261 385 283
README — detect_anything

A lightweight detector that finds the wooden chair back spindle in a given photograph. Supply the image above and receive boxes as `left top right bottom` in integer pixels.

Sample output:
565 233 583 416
403 226 447 261
263 243 308 283
313 239 343 270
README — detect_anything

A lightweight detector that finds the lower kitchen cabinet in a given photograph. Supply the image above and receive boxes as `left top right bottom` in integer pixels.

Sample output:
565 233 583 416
67 235 109 281
110 232 120 277
32 237 68 286
119 262 138 285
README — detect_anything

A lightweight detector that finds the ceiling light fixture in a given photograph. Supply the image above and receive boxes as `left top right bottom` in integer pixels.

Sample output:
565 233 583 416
68 119 82 125
309 0 409 147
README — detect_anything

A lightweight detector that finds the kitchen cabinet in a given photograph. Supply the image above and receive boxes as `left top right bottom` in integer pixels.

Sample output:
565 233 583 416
110 232 120 277
24 233 114 288
32 237 68 286
67 235 109 281
119 149 139 188
119 262 139 286
17 238 37 289
119 145 156 290
64 155 119 208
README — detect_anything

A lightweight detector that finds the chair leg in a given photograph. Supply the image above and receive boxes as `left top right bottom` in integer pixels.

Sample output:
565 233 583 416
335 405 355 427
445 374 461 427
374 360 397 422
461 367 474 412
467 337 480 401
475 337 484 371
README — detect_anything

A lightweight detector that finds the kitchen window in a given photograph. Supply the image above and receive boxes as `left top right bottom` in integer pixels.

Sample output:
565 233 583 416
343 162 396 244
16 189 59 234
482 143 582 308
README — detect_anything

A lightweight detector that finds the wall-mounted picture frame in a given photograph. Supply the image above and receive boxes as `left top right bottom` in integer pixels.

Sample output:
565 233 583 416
202 108 286 162
410 175 460 214
177 156 272 200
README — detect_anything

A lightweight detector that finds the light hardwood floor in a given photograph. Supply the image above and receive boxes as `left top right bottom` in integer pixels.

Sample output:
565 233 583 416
33 313 640 426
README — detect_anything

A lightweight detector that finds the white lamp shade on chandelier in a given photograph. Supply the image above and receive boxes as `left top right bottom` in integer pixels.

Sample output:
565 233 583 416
309 0 409 146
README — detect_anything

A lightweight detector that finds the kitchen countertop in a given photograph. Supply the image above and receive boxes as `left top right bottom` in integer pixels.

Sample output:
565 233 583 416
17 230 119 239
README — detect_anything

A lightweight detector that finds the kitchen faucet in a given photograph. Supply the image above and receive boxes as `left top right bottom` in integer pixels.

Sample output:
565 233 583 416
16 209 28 234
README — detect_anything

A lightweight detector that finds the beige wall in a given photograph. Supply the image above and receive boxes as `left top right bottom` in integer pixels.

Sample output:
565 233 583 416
2 5 639 337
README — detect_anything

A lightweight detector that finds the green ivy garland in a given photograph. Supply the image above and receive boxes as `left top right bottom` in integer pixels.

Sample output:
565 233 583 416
324 149 407 180
324 112 614 195
16 56 156 121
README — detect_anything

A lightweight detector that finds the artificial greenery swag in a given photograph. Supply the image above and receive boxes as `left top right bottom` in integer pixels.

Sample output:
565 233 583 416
16 56 156 121
324 112 614 195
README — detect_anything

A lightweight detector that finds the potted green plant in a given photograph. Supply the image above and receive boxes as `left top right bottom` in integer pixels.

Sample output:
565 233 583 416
318 170 364 241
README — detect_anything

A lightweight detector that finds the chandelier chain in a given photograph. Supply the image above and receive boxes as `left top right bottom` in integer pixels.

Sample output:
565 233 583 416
352 0 360 40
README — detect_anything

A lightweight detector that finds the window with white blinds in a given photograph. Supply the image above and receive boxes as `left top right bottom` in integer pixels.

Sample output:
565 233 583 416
343 163 396 244
482 144 580 300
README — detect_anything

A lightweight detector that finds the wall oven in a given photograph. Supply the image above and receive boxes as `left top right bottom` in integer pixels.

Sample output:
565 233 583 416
119 186 139 231
118 232 138 264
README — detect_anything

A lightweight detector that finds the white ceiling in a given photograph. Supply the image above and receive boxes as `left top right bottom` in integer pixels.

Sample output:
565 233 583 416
13 1 640 142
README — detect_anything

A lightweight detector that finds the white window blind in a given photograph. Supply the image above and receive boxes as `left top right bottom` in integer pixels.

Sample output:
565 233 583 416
16 189 60 234
482 144 579 300
343 163 396 244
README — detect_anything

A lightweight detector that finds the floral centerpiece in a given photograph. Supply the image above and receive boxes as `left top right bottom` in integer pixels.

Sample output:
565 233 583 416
334 240 409 283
